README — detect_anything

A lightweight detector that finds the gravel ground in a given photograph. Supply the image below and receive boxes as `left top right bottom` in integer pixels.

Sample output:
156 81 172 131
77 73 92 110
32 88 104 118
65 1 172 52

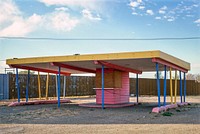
0 96 199 133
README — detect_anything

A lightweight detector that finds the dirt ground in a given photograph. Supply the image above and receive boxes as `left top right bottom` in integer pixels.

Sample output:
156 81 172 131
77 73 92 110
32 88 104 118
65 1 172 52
0 96 199 134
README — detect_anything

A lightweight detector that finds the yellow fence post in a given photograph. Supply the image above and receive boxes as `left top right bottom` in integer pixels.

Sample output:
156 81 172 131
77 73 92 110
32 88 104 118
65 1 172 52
38 71 41 100
170 67 173 104
174 70 177 104
46 73 49 100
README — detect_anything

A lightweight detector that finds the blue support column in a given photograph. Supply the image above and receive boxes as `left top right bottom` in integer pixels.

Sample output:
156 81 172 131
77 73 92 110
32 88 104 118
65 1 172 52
26 70 30 102
179 71 182 103
57 67 61 107
184 72 186 102
156 63 161 107
136 74 139 103
16 68 20 102
163 65 167 106
101 65 105 109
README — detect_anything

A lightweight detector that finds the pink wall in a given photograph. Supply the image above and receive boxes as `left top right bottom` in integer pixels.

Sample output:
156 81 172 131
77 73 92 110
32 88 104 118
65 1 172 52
96 71 130 104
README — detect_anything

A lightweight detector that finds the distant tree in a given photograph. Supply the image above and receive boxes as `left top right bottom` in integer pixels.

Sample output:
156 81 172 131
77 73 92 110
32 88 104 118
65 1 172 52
195 74 200 83
186 73 195 80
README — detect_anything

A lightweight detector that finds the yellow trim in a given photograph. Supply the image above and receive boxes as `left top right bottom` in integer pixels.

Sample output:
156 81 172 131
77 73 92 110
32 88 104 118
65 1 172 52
170 68 173 104
174 70 177 104
38 71 41 100
45 73 49 100
6 50 190 70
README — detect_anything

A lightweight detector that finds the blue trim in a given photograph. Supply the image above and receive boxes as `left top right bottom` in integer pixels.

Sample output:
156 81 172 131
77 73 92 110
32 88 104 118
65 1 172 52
57 67 61 107
136 74 139 103
101 65 104 109
26 70 30 102
156 63 161 107
163 65 167 106
184 72 186 102
179 71 182 103
16 68 20 102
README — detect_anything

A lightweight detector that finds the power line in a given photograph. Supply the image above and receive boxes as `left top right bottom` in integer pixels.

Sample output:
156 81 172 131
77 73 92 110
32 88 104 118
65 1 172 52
0 36 200 41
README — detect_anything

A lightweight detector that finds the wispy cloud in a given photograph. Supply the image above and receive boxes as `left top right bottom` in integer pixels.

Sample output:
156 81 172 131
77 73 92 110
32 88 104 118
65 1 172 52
55 7 69 12
194 19 200 26
81 9 101 21
146 10 154 15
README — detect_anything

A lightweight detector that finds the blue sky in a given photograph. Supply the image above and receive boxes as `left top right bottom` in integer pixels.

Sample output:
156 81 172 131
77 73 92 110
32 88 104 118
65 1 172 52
0 0 200 76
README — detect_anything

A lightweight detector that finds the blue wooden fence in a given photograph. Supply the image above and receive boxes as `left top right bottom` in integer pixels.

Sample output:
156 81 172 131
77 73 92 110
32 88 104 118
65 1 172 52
0 74 9 100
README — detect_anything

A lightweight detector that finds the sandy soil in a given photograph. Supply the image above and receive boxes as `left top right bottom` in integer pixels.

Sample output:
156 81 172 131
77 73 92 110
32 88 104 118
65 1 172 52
0 96 199 133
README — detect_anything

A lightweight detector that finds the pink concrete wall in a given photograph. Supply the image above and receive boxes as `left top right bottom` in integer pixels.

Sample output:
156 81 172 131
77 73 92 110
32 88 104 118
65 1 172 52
96 71 130 104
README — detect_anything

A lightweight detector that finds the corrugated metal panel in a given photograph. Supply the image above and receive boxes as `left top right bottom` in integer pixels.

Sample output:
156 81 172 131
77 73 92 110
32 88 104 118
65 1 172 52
0 74 9 100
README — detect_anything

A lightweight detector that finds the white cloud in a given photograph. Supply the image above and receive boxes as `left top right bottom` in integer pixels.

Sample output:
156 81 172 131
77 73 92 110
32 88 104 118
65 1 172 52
0 61 9 73
160 6 167 10
132 12 138 15
155 16 161 20
0 1 42 36
0 0 20 25
146 10 154 15
81 9 101 21
129 1 140 8
45 11 79 32
38 0 97 10
159 10 166 14
139 6 145 10
55 7 69 12
194 19 200 26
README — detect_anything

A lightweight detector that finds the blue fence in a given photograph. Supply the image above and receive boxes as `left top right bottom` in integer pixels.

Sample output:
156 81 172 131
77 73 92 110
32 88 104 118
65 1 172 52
0 74 9 100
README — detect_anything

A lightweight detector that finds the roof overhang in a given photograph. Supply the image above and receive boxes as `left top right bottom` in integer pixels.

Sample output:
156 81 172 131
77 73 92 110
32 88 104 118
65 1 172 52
6 50 190 74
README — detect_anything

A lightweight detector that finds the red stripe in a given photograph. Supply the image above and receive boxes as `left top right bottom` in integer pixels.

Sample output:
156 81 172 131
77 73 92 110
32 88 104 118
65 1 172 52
152 58 188 72
10 65 71 76
51 62 96 73
95 60 142 74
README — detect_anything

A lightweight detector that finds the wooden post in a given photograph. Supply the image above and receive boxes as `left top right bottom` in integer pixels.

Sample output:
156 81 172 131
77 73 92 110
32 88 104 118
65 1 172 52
38 71 41 100
46 73 49 100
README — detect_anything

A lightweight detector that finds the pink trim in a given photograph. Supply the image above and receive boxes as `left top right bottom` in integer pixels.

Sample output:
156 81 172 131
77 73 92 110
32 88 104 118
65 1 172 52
10 65 71 76
152 58 188 73
94 60 142 74
51 62 96 73
152 104 178 113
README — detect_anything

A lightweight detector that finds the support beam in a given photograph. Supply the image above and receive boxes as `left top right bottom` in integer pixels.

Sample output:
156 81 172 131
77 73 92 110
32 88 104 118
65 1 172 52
136 74 139 103
38 71 41 100
57 67 61 107
174 70 177 104
170 67 173 104
184 72 186 102
163 65 167 106
16 68 20 102
95 61 142 74
101 65 105 109
51 62 96 73
179 71 182 103
26 70 30 102
10 65 70 76
156 63 161 107
45 73 49 100
63 76 66 98
152 58 188 73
